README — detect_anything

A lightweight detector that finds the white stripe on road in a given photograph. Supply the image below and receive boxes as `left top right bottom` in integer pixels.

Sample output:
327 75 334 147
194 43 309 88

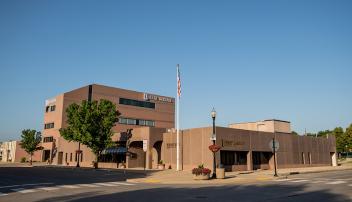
11 188 37 193
310 180 326 184
275 179 293 182
326 181 346 185
93 183 118 187
57 185 80 189
0 183 54 189
290 180 309 183
0 192 9 196
37 187 60 191
348 184 352 187
76 184 101 188
109 182 135 186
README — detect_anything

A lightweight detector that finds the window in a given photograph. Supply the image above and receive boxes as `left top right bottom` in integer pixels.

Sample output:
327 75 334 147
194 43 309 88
65 153 68 162
81 152 83 162
50 105 56 112
127 118 137 125
118 117 155 127
119 118 127 124
43 136 53 143
44 123 54 129
145 120 155 127
70 153 72 162
45 106 50 113
119 98 155 109
75 153 77 162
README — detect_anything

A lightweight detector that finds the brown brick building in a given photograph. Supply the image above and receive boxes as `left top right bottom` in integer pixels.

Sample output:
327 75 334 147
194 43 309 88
41 84 337 171
42 84 174 168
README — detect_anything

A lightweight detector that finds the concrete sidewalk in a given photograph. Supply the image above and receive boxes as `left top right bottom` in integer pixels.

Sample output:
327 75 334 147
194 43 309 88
127 164 352 185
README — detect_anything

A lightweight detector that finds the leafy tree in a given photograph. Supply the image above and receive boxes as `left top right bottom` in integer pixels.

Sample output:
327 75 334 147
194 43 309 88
19 129 43 165
331 127 345 152
317 130 332 137
344 124 352 152
291 131 299 136
59 99 120 168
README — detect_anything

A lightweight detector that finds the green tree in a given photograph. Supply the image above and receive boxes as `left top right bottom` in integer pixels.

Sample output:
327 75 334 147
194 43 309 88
344 124 352 152
59 99 120 168
291 131 299 136
331 127 345 152
19 129 43 165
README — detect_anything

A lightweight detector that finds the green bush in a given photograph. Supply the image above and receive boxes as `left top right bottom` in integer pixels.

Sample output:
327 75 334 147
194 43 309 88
20 157 26 163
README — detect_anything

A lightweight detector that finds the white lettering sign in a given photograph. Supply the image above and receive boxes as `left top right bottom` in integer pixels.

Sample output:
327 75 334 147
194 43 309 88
144 93 174 103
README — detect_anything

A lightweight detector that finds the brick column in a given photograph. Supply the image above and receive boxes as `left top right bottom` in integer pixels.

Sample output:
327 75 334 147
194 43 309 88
247 151 253 171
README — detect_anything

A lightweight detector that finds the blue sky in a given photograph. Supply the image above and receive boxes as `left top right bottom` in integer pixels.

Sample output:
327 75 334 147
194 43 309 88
0 0 351 141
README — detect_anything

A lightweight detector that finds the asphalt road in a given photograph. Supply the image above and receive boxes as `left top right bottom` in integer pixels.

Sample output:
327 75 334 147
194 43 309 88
0 166 351 202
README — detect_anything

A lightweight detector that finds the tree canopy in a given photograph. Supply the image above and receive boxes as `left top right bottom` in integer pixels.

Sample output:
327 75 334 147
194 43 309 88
19 129 43 165
59 99 120 167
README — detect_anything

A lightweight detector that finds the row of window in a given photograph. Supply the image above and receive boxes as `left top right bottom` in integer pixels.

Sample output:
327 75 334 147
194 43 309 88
118 117 155 127
45 105 56 113
119 98 155 109
43 136 53 143
44 123 54 129
65 152 83 162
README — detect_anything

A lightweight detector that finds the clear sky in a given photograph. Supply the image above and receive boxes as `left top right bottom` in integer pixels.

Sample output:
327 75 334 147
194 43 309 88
0 0 351 141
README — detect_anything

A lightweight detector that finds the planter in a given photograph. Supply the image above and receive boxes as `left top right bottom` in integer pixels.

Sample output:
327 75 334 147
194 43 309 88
157 164 165 170
193 174 210 180
216 168 225 179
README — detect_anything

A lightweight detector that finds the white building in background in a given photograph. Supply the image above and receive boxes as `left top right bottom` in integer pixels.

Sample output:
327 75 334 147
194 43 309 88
0 141 17 162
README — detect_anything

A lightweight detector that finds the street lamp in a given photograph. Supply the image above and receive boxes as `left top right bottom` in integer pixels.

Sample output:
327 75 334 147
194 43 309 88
211 108 217 179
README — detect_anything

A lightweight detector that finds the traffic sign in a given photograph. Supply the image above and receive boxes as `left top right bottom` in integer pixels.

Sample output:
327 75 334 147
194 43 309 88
210 134 216 141
269 140 279 152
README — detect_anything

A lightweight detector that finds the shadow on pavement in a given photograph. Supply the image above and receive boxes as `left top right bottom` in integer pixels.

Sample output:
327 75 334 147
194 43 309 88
0 166 159 187
36 184 350 202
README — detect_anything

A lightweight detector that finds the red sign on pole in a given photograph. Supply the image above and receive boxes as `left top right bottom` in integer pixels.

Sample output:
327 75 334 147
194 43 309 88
209 144 221 153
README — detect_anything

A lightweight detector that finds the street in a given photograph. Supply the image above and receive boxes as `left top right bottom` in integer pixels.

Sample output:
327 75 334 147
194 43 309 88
0 167 351 202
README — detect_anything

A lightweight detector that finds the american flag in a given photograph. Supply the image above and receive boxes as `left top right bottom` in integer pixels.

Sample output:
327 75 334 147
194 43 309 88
177 64 181 98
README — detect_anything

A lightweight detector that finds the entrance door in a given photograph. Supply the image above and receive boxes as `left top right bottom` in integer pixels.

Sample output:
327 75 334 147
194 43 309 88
58 152 63 165
43 150 51 162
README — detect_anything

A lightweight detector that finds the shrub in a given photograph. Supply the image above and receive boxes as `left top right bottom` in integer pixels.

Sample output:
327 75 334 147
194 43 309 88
159 160 164 165
20 157 26 163
192 164 211 176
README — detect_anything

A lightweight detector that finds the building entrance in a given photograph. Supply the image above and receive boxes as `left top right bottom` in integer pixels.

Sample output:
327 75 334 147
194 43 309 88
253 152 272 170
220 150 247 171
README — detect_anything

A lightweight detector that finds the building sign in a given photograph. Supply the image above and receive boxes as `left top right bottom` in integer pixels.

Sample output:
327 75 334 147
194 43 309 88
143 140 148 152
166 143 177 149
222 140 245 147
45 98 56 106
144 93 174 103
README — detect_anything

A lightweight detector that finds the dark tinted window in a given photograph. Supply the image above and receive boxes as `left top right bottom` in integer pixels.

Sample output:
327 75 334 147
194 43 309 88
119 98 155 109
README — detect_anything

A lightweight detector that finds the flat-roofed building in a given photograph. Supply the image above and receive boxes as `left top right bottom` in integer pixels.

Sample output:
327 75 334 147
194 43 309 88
42 84 175 168
229 119 291 134
0 140 41 163
162 126 337 171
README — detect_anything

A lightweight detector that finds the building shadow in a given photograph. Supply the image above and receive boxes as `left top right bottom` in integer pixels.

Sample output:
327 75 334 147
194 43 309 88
0 166 160 187
35 183 350 202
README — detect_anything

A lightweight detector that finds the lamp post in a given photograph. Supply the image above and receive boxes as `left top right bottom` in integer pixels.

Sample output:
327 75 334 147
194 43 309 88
211 108 217 179
76 142 80 167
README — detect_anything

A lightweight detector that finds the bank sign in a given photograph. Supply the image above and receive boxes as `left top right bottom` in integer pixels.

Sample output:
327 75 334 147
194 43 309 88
144 93 174 103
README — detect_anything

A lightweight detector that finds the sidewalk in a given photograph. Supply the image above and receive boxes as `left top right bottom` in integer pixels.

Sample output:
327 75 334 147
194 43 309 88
127 164 352 185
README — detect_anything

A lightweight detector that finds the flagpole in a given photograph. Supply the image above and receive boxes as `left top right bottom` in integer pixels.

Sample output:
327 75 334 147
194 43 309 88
176 64 180 171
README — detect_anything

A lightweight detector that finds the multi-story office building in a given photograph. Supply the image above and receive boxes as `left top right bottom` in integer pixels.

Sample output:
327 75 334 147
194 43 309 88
42 84 175 168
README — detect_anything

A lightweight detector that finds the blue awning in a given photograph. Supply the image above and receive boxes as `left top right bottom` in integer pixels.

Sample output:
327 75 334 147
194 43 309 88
102 147 127 154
